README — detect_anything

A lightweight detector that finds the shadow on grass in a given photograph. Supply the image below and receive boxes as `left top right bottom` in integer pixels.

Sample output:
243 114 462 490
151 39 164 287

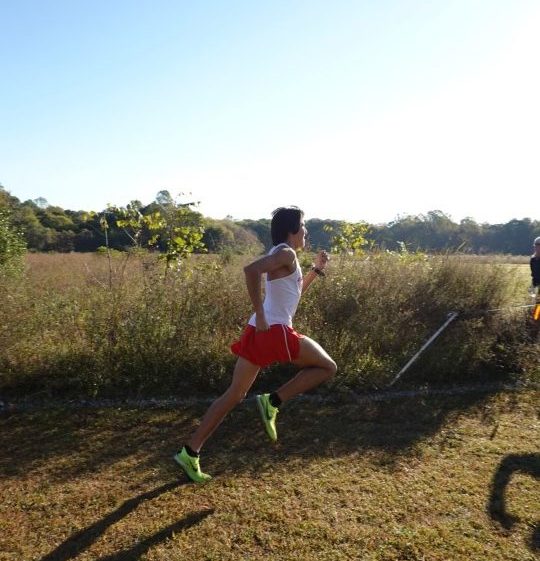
38 479 213 561
210 389 507 474
0 387 520 484
95 511 214 560
487 453 540 552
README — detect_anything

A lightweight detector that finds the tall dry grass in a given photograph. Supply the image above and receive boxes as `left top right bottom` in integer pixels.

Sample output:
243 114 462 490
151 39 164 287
1 251 538 399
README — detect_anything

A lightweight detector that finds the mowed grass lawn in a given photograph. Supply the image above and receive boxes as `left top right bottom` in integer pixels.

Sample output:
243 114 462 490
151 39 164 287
1 390 538 561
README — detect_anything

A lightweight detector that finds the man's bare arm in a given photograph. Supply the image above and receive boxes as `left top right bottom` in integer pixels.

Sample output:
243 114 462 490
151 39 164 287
243 248 296 330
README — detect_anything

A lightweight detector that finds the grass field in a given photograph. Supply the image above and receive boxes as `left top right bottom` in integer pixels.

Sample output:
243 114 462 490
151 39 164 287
1 389 538 561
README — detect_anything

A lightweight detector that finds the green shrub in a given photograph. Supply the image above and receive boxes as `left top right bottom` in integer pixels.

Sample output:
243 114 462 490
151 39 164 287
0 208 26 277
0 252 537 399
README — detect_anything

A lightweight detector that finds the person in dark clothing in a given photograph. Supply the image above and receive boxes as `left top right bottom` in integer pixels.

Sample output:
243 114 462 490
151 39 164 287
530 236 540 286
531 237 540 289
530 237 540 322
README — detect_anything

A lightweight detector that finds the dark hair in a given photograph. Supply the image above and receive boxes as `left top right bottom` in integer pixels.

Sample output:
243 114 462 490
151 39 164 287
271 206 304 245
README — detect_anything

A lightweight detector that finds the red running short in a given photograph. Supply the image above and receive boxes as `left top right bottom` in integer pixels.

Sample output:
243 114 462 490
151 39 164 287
230 324 304 368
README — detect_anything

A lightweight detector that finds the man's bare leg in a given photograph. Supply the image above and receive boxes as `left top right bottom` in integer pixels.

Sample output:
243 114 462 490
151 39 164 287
188 357 260 452
276 336 336 402
256 337 336 442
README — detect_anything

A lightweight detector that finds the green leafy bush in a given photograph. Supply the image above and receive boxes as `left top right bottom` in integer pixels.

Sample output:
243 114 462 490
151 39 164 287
0 252 537 399
0 209 26 276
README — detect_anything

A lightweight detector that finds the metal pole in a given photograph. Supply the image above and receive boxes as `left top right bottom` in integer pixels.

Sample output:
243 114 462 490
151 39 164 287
388 311 459 387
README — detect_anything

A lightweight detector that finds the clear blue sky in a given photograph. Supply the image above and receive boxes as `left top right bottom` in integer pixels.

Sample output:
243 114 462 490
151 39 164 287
2 0 539 224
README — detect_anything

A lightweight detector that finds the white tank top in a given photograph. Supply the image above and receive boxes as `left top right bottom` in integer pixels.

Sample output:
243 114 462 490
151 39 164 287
248 243 303 327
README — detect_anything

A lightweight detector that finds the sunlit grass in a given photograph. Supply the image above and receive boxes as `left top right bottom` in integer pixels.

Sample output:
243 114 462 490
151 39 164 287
0 390 538 560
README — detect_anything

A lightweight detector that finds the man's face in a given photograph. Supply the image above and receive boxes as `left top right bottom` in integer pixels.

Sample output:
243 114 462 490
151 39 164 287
535 243 540 257
292 220 307 250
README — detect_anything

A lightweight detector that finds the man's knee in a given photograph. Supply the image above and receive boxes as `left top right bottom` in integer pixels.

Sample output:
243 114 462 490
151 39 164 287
324 358 337 380
223 387 247 405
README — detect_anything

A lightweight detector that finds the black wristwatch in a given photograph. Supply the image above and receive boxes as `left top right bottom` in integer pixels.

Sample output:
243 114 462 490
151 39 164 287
311 265 325 277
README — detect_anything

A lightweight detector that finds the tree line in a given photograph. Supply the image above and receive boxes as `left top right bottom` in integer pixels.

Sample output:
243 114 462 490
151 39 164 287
1 186 538 255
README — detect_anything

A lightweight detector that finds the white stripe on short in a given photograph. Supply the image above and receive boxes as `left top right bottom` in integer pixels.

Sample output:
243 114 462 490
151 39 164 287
281 325 292 362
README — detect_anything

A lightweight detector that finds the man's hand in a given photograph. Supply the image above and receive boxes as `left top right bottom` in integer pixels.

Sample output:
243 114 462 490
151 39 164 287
314 250 329 271
255 312 270 332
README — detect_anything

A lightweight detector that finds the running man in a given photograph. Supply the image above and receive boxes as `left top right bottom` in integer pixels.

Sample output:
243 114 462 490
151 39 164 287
174 206 337 482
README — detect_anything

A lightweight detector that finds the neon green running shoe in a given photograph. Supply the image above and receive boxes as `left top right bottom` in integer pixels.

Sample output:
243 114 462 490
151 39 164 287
256 393 279 442
173 447 212 483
